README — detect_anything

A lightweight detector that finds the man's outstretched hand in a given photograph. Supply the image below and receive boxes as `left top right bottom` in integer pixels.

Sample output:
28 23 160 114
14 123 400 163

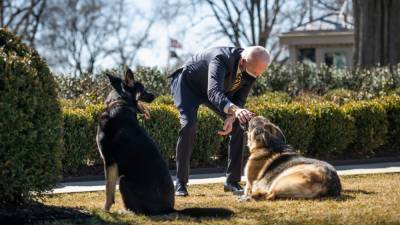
218 115 235 136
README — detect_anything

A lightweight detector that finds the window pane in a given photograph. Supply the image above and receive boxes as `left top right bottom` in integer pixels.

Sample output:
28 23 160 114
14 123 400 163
299 48 316 63
324 52 347 69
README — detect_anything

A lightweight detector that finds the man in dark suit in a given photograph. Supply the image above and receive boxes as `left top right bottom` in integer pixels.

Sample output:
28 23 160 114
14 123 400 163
170 46 270 196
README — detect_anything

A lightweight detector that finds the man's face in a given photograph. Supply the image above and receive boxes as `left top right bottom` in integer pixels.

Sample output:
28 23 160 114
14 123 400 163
241 57 269 78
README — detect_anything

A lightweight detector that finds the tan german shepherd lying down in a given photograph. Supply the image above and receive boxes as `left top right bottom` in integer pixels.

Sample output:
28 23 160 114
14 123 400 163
243 116 341 200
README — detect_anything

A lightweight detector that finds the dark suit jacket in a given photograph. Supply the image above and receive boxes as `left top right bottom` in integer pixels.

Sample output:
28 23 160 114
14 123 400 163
171 47 256 113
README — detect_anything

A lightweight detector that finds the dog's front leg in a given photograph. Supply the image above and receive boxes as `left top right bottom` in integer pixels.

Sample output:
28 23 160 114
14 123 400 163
103 163 119 211
237 180 253 202
244 181 252 196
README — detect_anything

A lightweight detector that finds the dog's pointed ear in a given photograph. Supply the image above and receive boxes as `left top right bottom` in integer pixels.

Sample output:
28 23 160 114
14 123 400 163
274 125 287 144
261 130 270 148
125 68 134 86
106 73 121 90
265 123 287 152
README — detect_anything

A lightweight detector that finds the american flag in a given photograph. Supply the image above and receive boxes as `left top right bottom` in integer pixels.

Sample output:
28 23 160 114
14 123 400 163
169 38 183 49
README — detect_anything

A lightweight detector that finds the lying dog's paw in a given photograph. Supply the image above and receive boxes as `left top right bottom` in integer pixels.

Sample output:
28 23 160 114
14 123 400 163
237 195 251 202
118 209 133 215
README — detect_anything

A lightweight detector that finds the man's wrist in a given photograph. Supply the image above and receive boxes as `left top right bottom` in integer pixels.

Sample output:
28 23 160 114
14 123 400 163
223 102 234 114
228 104 240 115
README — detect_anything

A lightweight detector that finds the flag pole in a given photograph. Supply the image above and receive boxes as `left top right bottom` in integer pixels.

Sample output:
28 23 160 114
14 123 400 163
166 0 170 72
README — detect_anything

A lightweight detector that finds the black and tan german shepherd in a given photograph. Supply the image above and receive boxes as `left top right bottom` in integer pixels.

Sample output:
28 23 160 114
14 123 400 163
243 116 341 200
96 69 175 214
96 69 233 217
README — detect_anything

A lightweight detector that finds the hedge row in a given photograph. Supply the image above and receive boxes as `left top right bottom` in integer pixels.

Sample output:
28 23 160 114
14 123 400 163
60 95 400 174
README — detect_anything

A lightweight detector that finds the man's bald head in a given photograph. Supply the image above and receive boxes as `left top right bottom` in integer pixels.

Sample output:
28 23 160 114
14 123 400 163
240 46 270 78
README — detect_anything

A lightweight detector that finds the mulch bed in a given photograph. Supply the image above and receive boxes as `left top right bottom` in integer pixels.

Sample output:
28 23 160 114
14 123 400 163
0 203 91 225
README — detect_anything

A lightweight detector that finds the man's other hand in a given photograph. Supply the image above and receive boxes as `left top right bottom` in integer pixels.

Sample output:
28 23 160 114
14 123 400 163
137 101 151 120
234 108 254 124
218 115 235 136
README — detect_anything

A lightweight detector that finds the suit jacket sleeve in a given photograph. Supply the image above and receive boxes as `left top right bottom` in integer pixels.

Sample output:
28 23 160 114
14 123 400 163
207 55 232 113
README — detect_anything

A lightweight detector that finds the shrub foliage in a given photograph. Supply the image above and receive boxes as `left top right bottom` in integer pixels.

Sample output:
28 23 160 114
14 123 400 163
0 29 63 204
59 94 400 174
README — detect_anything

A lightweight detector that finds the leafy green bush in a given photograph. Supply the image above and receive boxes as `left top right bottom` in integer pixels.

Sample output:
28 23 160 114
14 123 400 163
134 66 169 96
153 95 174 105
59 94 400 174
252 102 315 153
0 29 63 204
61 103 224 171
56 67 169 105
388 87 400 96
379 95 400 152
247 91 291 107
343 100 388 157
309 102 355 158
62 104 104 174
323 88 357 105
140 104 180 163
193 107 224 167
252 64 293 95
55 71 111 104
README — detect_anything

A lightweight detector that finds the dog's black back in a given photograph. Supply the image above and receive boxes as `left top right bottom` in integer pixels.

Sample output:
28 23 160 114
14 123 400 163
96 69 175 214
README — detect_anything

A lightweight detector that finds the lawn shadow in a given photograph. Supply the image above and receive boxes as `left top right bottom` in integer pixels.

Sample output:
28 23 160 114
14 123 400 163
264 188 376 202
0 202 91 225
342 189 376 195
147 207 235 222
246 193 356 202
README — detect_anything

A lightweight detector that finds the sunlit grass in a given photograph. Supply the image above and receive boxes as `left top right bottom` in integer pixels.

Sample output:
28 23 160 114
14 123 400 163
42 173 400 225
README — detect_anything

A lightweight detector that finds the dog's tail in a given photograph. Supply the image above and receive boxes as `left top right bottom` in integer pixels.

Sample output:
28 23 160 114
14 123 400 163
175 208 234 218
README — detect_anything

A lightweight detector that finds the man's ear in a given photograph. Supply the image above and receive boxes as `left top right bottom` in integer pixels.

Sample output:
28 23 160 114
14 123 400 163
239 58 246 68
125 68 134 86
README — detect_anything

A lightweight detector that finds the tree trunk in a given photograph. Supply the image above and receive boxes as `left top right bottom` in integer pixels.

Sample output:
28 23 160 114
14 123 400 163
353 0 400 67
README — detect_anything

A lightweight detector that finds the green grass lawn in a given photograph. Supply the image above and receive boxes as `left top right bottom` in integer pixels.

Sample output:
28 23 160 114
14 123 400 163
42 173 400 225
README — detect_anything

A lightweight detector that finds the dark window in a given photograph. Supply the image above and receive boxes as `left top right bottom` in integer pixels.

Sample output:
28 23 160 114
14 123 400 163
325 52 347 69
298 48 316 63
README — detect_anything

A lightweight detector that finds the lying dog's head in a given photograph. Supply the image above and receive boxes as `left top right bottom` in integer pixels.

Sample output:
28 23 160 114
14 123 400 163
247 116 287 153
105 68 155 113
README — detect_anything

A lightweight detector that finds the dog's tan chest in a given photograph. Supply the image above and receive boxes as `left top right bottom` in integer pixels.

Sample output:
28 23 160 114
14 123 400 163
245 150 281 183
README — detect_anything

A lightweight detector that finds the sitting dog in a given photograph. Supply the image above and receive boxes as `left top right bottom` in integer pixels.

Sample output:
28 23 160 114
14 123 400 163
96 69 175 214
243 116 341 200
96 69 234 217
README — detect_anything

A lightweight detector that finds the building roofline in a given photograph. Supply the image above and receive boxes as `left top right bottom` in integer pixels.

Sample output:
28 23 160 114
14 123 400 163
280 30 354 38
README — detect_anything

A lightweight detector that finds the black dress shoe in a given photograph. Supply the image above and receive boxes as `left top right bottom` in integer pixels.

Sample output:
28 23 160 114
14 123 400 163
175 182 188 197
224 182 244 195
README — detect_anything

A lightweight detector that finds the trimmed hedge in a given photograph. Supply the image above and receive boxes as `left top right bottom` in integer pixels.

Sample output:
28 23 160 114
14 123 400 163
193 107 224 167
62 104 104 174
60 95 400 174
252 102 315 153
343 100 388 157
140 104 180 163
309 102 355 159
380 95 400 153
0 29 63 204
